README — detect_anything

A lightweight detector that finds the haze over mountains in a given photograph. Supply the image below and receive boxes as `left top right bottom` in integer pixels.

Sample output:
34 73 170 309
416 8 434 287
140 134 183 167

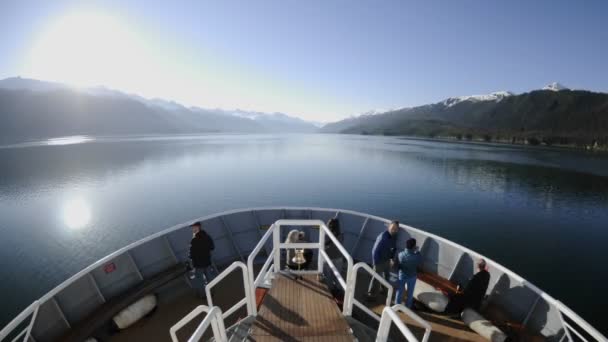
0 77 318 144
1 77 607 148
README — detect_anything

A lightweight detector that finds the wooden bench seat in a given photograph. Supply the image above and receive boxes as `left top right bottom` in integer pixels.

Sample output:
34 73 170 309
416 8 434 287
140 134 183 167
62 263 187 342
417 270 545 341
418 271 459 296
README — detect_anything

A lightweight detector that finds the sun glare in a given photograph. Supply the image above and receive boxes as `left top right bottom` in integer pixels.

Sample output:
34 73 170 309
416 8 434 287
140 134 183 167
63 198 92 229
23 11 146 88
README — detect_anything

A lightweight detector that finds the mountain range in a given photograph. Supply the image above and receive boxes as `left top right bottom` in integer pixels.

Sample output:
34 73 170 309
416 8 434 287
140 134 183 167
1 77 607 149
0 77 318 144
322 83 608 148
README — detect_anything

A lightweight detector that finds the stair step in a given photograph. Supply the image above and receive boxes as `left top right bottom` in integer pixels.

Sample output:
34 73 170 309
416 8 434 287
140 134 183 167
346 317 384 342
208 316 256 342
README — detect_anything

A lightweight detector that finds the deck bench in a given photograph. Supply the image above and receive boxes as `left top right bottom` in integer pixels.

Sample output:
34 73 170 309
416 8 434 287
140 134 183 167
414 271 513 341
62 263 187 342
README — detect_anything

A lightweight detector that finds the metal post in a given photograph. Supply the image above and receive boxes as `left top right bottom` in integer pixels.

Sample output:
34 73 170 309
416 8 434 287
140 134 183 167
219 216 244 262
448 252 465 281
318 225 325 273
522 295 541 326
163 236 179 263
557 310 574 342
126 251 144 281
251 210 271 255
51 297 71 329
88 274 106 303
351 217 369 256
273 222 281 272
22 302 39 342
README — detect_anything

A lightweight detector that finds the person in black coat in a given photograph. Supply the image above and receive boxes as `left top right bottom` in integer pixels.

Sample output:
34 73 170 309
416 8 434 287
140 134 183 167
189 222 215 294
446 259 490 314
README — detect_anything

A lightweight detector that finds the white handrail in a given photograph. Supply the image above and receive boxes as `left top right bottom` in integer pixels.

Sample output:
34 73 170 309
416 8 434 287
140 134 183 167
205 261 255 320
320 223 354 315
246 223 276 315
3 207 605 341
0 301 39 342
272 219 354 316
320 250 347 289
376 304 431 342
554 299 606 342
170 305 227 342
254 248 275 287
345 262 393 320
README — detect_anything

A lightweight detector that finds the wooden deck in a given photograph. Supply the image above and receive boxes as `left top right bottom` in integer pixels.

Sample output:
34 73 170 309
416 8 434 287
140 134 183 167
249 273 354 342
102 265 497 342
350 271 487 342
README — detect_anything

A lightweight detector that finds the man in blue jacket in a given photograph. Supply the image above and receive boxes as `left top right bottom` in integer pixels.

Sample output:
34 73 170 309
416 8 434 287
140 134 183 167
367 221 399 300
395 238 422 308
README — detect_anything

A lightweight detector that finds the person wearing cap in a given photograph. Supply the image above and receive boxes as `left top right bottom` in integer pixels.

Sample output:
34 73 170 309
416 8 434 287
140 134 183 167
395 238 422 308
189 222 216 296
367 221 399 300
446 258 490 313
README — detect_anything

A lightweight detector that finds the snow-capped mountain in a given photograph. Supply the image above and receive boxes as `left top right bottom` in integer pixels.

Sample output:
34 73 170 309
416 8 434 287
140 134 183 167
442 91 515 107
358 108 396 116
0 77 319 139
0 77 318 133
219 109 317 132
542 82 569 91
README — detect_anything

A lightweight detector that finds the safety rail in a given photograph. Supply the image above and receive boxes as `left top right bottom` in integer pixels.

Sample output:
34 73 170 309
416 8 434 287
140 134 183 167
344 262 394 320
205 261 255 321
554 299 607 342
247 219 354 315
4 207 606 342
377 304 431 342
0 301 39 342
170 305 227 342
247 223 276 306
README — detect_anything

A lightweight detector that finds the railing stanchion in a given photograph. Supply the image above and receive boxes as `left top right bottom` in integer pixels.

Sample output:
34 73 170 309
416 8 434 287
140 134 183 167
318 226 325 275
273 222 281 273
170 305 227 342
205 262 255 320
376 305 431 342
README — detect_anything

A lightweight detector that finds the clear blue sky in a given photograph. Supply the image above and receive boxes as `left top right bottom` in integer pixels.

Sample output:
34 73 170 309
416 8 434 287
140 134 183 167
1 0 607 122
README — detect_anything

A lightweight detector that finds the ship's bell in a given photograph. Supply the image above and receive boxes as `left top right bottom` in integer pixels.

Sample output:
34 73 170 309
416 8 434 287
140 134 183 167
292 248 306 265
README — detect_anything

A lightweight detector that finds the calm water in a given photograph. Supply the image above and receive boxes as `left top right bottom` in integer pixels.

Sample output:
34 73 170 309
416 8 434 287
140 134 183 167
1 134 607 332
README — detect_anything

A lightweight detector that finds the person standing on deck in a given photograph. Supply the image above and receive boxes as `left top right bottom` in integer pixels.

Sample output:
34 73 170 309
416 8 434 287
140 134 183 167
366 221 399 300
189 222 215 296
395 238 422 308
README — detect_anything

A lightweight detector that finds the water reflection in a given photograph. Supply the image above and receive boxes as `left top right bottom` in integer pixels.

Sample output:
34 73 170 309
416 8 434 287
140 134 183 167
46 135 94 146
62 197 91 229
0 134 607 331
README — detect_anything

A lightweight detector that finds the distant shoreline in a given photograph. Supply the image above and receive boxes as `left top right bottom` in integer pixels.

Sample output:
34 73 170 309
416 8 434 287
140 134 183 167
339 132 608 154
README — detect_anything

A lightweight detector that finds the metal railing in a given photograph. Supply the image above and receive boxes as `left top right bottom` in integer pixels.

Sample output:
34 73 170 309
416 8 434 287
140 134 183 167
205 261 255 321
0 301 39 342
376 304 431 342
169 305 227 342
554 299 606 342
3 207 606 342
344 262 394 320
246 219 354 315
247 223 276 306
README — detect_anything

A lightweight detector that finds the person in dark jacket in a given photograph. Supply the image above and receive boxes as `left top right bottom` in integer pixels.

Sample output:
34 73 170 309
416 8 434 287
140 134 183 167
367 220 399 300
189 222 215 294
446 259 490 313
